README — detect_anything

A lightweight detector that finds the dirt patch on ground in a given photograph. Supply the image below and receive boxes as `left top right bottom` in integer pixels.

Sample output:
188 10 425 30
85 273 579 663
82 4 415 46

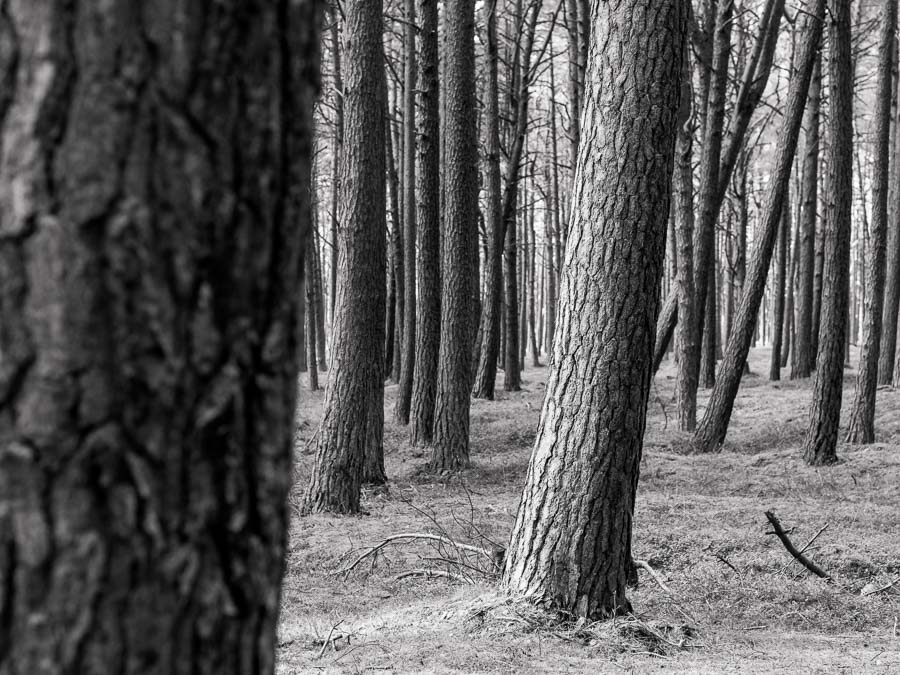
281 348 900 673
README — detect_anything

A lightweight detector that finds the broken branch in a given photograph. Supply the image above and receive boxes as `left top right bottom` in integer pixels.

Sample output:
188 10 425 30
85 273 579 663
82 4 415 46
764 511 832 581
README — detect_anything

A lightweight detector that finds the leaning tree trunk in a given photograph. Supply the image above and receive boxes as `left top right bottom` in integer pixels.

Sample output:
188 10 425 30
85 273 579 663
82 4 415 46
305 0 386 512
0 2 321 672
692 0 826 453
845 0 896 444
501 0 685 619
431 0 479 472
409 0 442 447
803 0 853 466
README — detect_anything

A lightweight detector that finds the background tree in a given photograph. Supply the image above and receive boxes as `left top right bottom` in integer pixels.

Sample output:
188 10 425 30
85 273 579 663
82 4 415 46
305 0 386 512
0 0 321 670
501 0 685 619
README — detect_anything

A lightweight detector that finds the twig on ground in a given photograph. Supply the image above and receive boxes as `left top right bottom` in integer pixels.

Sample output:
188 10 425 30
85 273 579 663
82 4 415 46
633 559 672 594
861 576 900 596
714 554 741 577
764 511 832 581
778 522 829 574
392 568 474 584
336 533 494 578
317 620 344 660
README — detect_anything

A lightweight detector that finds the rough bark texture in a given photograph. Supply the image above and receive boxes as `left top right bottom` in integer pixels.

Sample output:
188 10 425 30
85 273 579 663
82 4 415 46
0 1 320 672
409 0 441 447
803 0 853 466
501 0 684 619
880 62 900 385
793 53 821 379
305 0 386 511
472 0 504 401
770 196 790 380
431 0 478 472
845 0 896 444
394 0 417 424
692 0 825 453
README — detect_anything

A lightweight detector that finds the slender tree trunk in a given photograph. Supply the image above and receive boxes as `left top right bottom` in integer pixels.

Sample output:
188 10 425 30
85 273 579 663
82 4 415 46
395 0 418 424
846 0 897 443
692 0 826 453
879 55 900 384
770 194 790 380
330 10 344 329
803 0 853 466
305 0 386 511
307 248 321 392
501 0 685 619
0 1 320 670
389 94 404 384
431 0 479 472
410 0 442 447
472 0 505 400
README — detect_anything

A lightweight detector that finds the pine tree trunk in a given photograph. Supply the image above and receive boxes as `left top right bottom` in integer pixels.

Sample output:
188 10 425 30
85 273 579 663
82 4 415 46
305 0 387 511
0 2 320 671
845 0 897 444
692 0 826 453
879 67 900 384
501 0 685 619
803 0 853 466
410 0 442 447
770 196 790 380
395 0 418 424
431 0 479 472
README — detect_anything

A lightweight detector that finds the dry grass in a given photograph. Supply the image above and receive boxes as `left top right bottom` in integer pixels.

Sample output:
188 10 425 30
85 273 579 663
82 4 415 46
280 347 900 673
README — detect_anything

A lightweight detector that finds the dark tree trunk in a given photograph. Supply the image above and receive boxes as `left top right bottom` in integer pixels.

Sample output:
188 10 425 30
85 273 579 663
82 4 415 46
770 195 790 380
845 0 897 444
501 0 685 619
803 0 853 466
305 0 386 511
330 10 344 328
793 54 821 379
395 0 418 424
307 249 321 391
879 65 900 384
313 222 329 370
431 0 479 472
472 0 504 400
692 0 826 453
0 1 321 672
410 0 442 447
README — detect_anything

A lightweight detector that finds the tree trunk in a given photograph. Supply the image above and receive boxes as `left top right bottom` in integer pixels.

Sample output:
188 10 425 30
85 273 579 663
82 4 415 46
803 0 853 466
845 0 897 444
770 195 790 380
307 248 320 392
0 1 320 671
431 0 479 472
305 0 386 511
330 10 344 329
395 0 418 424
879 58 900 385
692 0 826 453
410 0 442 447
501 0 685 619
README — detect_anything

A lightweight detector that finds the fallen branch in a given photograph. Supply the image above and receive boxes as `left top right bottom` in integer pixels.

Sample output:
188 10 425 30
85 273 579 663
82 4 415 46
633 559 672 594
764 511 832 581
778 522 829 574
336 533 493 578
316 620 344 660
392 568 474 584
861 576 900 597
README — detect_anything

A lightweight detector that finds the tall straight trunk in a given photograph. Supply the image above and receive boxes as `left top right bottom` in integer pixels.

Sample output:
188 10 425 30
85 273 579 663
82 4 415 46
389 95 404 383
692 0 826 453
431 0 478 471
846 0 897 443
879 68 900 384
306 0 387 509
410 0 442 447
313 221 329 370
0 1 320 670
701 263 718 387
565 0 582 217
330 11 344 328
784 189 801 369
812 153 828 360
502 0 685 619
395 0 418 423
529 196 541 366
307 248 321 391
472 0 504 400
770 194 790 380
546 64 561 354
803 0 853 466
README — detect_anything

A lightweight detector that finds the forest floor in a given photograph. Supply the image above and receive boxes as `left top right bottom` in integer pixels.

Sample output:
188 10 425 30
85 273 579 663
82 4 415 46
282 347 900 674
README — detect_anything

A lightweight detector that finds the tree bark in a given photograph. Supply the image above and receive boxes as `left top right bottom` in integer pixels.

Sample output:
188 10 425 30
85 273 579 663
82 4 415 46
431 0 479 472
410 0 442 447
501 0 685 619
692 0 826 453
803 0 853 466
770 195 790 380
305 0 386 511
845 0 897 444
879 57 900 385
0 1 321 671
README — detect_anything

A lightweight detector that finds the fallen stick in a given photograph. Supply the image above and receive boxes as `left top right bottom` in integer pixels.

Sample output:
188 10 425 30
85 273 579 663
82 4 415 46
336 533 493 578
392 568 474 584
861 576 900 596
633 559 672 594
317 620 344 660
764 511 832 581
777 522 829 574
